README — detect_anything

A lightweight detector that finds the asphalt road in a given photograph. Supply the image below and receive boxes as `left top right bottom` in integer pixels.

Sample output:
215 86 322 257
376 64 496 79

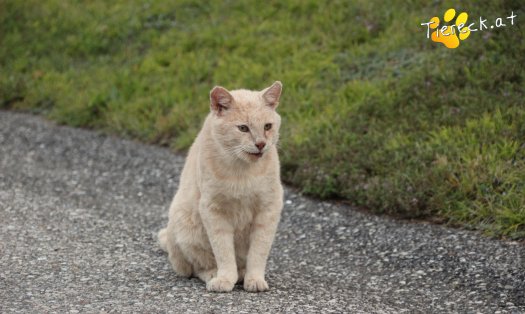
0 111 524 313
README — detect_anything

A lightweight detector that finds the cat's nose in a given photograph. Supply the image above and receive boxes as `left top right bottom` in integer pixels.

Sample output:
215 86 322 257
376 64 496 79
255 141 266 151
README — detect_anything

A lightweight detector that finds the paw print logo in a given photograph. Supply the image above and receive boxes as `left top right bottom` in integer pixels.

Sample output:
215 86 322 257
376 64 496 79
429 8 471 49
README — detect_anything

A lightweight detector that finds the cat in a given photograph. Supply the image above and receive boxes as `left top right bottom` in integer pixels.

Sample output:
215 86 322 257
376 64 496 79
157 81 284 293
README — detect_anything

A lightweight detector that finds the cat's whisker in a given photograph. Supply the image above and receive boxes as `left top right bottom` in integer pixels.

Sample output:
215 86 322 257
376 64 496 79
223 146 246 157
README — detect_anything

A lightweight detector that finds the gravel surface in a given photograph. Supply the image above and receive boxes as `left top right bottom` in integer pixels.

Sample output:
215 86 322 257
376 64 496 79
0 111 524 313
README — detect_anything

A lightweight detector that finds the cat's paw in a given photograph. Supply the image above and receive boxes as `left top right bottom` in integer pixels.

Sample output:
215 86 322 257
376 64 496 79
196 268 217 283
206 277 235 292
243 277 269 292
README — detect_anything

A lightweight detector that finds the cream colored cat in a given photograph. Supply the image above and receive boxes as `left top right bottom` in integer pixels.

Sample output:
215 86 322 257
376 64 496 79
157 81 284 293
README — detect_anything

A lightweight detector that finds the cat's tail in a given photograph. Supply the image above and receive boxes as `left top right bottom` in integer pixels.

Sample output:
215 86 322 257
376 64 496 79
157 228 168 252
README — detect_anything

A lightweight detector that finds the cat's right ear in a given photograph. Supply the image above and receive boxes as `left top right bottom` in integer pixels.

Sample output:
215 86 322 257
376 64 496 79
262 81 282 110
210 86 233 116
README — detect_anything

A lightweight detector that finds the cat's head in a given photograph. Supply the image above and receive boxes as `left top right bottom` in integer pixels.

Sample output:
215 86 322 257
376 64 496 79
208 81 282 163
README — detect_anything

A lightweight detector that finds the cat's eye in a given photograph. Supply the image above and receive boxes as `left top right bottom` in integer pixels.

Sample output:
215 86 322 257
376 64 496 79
237 125 250 132
264 123 272 131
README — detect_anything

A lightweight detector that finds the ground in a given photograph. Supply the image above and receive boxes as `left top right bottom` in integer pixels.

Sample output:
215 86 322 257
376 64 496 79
0 111 524 313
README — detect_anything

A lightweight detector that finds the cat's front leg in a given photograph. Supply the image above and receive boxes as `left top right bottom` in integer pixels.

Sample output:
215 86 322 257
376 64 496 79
199 201 238 292
244 200 283 292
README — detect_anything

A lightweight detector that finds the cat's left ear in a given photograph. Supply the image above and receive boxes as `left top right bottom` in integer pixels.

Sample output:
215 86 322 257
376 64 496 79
262 81 282 109
210 86 234 116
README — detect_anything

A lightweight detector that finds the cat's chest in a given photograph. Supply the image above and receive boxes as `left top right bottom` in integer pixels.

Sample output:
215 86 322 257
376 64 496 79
208 176 267 222
209 173 268 199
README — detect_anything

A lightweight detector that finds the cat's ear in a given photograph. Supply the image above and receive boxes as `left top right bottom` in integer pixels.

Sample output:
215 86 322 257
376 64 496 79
210 86 233 116
262 81 282 109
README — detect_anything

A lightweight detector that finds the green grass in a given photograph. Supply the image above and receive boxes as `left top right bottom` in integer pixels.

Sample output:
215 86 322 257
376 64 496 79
1 0 524 238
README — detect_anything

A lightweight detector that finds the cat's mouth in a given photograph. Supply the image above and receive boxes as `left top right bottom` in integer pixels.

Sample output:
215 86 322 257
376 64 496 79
247 151 264 158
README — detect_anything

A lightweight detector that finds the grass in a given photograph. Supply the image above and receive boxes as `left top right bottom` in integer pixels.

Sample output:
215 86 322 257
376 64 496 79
1 0 524 239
